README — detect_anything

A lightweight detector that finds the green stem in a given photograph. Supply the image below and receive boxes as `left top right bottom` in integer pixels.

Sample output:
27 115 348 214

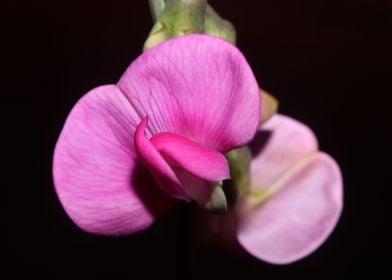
225 147 252 205
144 0 207 50
148 0 166 22
163 0 207 38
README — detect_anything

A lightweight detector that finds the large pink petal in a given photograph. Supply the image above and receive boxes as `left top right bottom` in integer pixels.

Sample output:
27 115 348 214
249 114 318 191
237 153 343 264
118 34 260 152
53 85 174 236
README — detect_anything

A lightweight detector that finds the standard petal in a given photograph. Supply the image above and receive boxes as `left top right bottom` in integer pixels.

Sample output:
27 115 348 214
237 153 343 264
249 114 318 191
118 34 260 152
53 85 174 236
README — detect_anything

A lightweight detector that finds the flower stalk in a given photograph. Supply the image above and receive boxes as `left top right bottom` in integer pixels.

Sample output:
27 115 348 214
145 0 236 49
148 0 166 21
145 0 207 50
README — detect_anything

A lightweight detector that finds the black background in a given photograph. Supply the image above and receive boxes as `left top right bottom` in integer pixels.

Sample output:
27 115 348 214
5 0 391 279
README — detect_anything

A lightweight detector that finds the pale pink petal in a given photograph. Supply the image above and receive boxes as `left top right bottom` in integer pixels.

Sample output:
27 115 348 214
53 85 174 236
249 114 318 191
118 34 260 152
237 153 343 264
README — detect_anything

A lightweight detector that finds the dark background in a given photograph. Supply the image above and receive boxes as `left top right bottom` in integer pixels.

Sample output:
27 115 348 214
5 0 391 279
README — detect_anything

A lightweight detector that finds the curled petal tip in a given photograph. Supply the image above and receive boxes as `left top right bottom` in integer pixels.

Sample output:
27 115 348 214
134 118 190 201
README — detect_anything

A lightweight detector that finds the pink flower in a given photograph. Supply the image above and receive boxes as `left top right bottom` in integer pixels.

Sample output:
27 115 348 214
52 34 260 236
203 114 343 264
53 33 343 265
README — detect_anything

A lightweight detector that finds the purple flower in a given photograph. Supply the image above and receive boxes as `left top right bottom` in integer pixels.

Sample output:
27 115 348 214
53 34 343 265
53 34 260 235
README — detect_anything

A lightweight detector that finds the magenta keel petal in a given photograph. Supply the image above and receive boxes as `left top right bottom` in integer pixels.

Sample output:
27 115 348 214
53 85 174 236
134 117 189 201
150 132 230 182
134 117 230 204
237 153 343 264
151 131 230 206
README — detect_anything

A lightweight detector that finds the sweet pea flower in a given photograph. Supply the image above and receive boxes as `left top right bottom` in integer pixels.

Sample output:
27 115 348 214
53 34 260 235
53 32 343 265
202 114 343 264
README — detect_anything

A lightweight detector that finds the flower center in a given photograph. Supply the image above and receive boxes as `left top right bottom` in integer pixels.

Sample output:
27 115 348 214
134 117 230 211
